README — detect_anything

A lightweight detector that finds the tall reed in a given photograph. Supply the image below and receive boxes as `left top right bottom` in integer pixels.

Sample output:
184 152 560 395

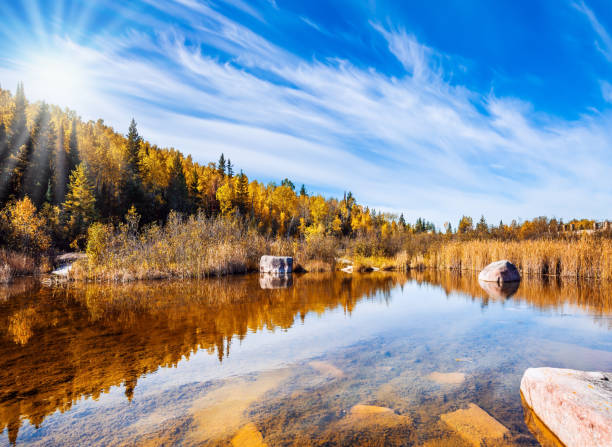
76 213 338 281
408 238 612 279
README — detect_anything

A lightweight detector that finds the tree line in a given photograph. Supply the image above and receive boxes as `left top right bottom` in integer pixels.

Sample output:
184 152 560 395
0 84 605 255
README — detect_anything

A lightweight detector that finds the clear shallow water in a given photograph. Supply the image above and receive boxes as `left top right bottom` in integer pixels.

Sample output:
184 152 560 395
0 272 610 446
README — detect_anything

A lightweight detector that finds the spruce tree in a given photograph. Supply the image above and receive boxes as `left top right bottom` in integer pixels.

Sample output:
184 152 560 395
217 153 226 176
1 82 29 203
24 103 55 207
8 83 28 157
226 159 233 178
64 163 97 246
235 170 249 214
166 152 189 213
0 122 7 165
126 118 142 173
299 184 307 196
53 121 68 205
398 213 406 228
68 117 80 172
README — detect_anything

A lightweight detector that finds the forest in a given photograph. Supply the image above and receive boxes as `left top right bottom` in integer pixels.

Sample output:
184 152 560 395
0 84 610 281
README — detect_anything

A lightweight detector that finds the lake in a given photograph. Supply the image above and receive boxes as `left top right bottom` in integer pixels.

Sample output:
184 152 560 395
0 272 611 446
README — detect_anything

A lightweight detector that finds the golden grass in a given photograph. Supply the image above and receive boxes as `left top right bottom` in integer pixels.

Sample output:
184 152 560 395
77 213 338 281
0 249 40 282
411 238 612 279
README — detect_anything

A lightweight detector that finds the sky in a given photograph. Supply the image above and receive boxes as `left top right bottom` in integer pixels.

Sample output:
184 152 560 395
0 0 611 225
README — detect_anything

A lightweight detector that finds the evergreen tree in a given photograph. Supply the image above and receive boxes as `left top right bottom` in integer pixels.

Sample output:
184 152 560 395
235 170 249 214
1 82 29 203
0 122 7 165
217 153 226 176
24 103 56 207
166 152 189 213
53 121 68 205
476 214 488 235
281 178 295 191
299 184 307 196
68 117 80 172
126 118 142 172
121 118 145 217
8 83 28 158
226 159 233 178
64 163 97 247
398 213 406 228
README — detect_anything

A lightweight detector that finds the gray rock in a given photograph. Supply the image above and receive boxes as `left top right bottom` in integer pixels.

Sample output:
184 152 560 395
478 260 520 283
520 367 612 447
259 256 293 273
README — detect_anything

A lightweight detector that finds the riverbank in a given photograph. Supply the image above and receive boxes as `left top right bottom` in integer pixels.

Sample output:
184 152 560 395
58 215 611 282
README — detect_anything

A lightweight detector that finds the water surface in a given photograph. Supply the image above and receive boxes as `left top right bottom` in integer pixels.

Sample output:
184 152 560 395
0 272 610 446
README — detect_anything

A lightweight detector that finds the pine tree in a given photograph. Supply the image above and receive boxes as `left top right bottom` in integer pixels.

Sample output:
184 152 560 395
126 118 142 173
8 83 28 157
235 170 249 214
0 122 7 165
217 153 226 176
226 159 233 178
166 152 189 212
53 121 68 205
1 82 29 203
24 103 56 207
476 214 488 235
68 117 80 172
299 184 307 196
64 163 97 246
398 213 406 228
281 178 295 191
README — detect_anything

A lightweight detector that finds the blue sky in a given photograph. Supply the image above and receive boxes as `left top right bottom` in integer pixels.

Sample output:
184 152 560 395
0 0 611 224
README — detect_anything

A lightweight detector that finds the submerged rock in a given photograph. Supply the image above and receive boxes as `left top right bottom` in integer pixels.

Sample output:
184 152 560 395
308 360 345 378
440 403 508 447
231 423 268 447
478 260 520 283
259 273 293 289
520 367 612 447
259 256 293 273
426 371 466 385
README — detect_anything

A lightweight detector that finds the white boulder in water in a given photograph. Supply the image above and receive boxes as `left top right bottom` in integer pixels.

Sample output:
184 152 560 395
478 260 520 283
259 256 292 273
520 367 612 447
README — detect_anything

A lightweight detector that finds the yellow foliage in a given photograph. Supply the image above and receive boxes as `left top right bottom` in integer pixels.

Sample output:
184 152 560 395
1 197 51 253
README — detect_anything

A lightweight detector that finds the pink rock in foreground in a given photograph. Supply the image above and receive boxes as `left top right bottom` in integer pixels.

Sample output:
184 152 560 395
520 367 612 447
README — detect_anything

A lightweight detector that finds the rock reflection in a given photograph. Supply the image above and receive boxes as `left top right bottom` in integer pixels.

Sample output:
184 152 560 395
478 279 520 300
411 270 612 318
259 273 293 289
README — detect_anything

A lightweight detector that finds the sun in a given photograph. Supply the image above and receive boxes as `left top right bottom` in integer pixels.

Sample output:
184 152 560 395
20 42 90 108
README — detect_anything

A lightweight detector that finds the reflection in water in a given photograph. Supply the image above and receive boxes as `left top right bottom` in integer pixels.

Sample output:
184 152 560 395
413 269 612 320
0 271 610 445
0 273 403 443
259 273 293 289
478 278 520 300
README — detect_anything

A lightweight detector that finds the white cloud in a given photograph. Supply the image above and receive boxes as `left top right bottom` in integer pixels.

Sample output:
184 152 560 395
1 1 611 225
573 0 612 61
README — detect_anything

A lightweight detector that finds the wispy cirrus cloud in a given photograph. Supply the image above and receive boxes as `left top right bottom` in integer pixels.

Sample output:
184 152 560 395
0 0 611 225
573 0 612 61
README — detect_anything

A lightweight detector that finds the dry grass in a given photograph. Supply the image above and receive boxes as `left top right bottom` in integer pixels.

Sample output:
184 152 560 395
77 213 339 281
406 238 612 279
0 249 40 282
